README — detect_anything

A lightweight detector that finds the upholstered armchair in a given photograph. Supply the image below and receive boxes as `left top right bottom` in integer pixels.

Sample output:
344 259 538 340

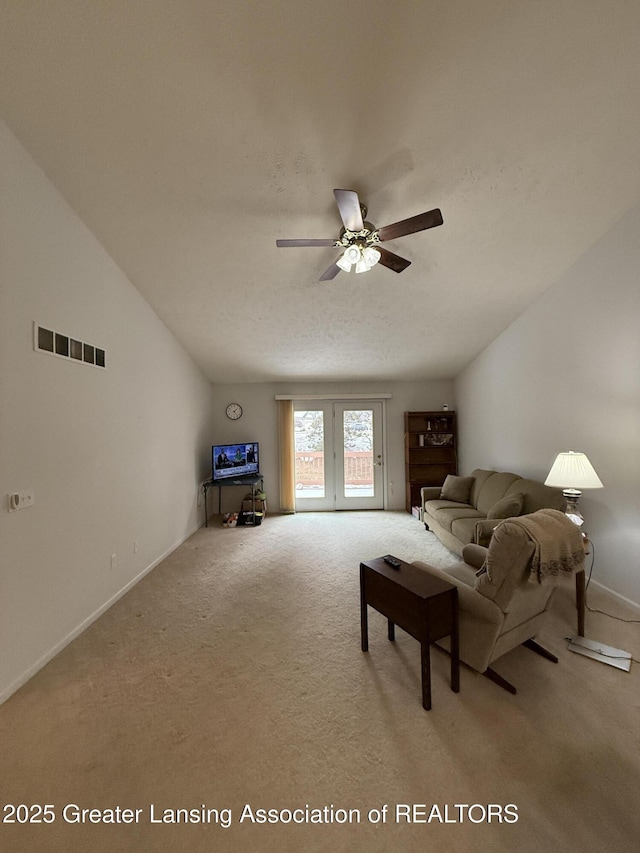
413 508 585 693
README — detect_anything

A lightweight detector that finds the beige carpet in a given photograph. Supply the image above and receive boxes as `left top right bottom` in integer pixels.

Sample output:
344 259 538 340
1 511 639 853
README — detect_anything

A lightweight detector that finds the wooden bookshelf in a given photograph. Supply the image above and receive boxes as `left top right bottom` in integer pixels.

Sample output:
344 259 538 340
404 411 458 513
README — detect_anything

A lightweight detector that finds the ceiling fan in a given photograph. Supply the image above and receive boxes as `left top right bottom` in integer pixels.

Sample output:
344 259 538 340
276 189 443 281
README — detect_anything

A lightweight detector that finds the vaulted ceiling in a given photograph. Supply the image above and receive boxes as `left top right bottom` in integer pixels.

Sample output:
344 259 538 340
2 1 640 383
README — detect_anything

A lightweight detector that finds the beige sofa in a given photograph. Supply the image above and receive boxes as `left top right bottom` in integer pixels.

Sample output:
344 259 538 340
421 468 565 555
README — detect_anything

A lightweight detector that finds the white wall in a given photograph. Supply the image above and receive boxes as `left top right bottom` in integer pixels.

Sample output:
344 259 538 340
455 204 640 606
0 120 214 702
209 379 455 513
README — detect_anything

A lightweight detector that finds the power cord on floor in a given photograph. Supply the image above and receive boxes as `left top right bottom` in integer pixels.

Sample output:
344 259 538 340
571 540 640 665
584 540 640 625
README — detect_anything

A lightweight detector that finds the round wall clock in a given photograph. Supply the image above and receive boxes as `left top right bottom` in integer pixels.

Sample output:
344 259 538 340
225 403 243 420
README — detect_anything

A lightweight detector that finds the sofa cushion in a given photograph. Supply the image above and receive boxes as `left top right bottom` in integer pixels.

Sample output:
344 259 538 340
451 516 485 546
425 499 471 514
487 492 524 519
433 506 485 532
440 474 474 503
475 472 522 515
468 469 497 509
424 500 472 527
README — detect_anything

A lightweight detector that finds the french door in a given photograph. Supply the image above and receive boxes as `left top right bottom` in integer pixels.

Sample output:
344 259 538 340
293 401 384 511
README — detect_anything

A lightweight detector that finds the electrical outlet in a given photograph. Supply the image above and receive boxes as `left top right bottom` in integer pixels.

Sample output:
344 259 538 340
110 553 117 570
8 490 35 512
133 540 139 554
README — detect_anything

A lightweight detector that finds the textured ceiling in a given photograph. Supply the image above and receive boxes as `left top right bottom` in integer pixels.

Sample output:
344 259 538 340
2 1 640 383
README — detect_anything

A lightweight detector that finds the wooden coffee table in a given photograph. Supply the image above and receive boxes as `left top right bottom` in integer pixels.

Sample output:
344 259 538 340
360 556 459 710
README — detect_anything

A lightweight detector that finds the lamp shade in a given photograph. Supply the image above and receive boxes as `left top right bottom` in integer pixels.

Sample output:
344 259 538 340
544 451 603 490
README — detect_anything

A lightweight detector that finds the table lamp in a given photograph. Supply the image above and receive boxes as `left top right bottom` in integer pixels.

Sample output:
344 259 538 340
544 450 603 527
545 451 630 670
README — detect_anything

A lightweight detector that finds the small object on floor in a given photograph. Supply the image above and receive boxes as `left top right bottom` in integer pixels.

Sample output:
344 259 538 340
568 635 631 672
383 555 401 569
223 512 238 528
237 510 263 526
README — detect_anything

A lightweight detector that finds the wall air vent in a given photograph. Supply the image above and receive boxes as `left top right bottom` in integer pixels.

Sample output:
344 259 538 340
34 323 106 368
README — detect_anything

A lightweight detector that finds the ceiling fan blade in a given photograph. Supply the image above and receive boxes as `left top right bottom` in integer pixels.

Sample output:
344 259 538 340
376 208 443 242
377 247 411 273
319 260 342 281
276 238 335 247
333 189 364 232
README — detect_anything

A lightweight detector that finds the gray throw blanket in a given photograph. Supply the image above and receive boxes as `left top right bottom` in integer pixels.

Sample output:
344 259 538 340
507 508 585 584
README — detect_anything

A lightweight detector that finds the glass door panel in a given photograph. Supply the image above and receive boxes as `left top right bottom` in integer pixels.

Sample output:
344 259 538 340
294 406 334 511
335 402 384 510
294 400 384 511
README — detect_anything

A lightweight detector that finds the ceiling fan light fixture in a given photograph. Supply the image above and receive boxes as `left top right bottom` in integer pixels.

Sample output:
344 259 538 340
362 247 381 267
343 245 361 265
354 245 381 273
276 189 442 281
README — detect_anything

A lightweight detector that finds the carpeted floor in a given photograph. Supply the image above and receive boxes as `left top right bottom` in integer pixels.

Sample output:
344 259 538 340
1 511 639 852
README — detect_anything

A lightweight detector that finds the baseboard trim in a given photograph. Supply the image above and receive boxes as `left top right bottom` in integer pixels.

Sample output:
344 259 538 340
0 524 200 707
589 578 640 613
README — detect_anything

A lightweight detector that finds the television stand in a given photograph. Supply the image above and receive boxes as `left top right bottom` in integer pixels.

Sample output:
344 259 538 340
203 474 264 527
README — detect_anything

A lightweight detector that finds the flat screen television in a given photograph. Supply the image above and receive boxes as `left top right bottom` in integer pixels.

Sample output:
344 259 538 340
212 442 260 482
